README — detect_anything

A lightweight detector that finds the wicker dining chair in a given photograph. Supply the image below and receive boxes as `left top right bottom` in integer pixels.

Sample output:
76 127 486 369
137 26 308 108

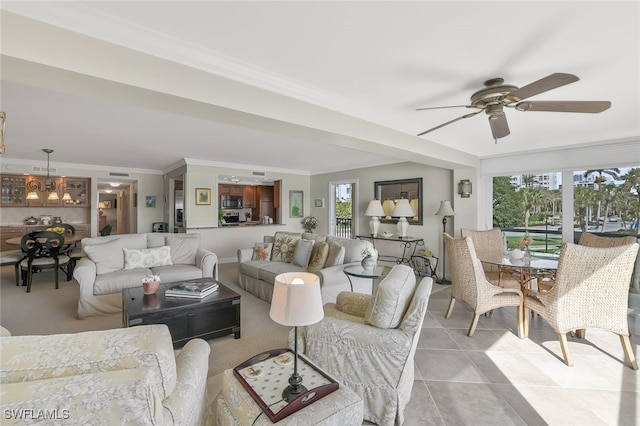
523 242 639 369
460 228 520 288
444 233 524 337
578 232 637 248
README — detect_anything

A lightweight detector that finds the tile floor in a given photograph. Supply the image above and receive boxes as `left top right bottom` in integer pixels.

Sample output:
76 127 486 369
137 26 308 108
398 283 640 425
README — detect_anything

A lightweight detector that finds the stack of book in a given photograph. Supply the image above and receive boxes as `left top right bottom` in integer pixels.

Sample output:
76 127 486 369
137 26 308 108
165 280 219 299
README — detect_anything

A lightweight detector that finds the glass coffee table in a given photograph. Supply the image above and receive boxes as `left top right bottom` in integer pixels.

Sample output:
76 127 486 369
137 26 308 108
343 265 391 292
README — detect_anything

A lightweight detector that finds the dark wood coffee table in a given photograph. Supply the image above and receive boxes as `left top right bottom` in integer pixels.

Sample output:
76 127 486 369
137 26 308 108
122 278 241 348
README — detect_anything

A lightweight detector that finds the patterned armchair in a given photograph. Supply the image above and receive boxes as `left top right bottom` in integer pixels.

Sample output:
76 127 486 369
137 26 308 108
523 242 639 369
292 265 433 426
0 325 212 425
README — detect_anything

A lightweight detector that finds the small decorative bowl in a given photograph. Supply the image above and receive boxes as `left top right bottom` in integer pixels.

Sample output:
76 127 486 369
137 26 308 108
380 232 393 238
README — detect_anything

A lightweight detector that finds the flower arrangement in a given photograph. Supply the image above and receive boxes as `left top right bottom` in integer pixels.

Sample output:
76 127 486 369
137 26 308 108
361 247 375 258
519 234 532 249
142 275 161 295
142 275 161 284
302 216 319 232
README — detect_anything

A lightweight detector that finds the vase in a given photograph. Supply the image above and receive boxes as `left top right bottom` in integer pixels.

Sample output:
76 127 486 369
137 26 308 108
143 281 160 295
361 256 376 270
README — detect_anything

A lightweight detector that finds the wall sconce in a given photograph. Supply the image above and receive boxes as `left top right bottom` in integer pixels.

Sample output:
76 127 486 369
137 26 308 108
458 179 472 198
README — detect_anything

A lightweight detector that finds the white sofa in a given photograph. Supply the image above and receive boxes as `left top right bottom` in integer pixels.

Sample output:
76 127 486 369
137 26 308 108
237 232 375 304
0 324 212 425
73 232 218 319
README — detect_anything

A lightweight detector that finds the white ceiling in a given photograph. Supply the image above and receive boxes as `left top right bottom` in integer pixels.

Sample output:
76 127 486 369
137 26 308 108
1 1 638 174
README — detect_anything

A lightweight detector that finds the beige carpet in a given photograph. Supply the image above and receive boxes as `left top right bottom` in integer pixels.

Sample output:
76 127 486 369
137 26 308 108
0 262 290 387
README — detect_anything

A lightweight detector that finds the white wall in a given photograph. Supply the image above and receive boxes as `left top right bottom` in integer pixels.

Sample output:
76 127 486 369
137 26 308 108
311 162 454 276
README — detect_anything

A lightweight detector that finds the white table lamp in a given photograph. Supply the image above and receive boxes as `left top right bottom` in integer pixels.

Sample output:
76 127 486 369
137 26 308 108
435 200 455 284
392 199 415 238
270 272 324 402
364 200 385 236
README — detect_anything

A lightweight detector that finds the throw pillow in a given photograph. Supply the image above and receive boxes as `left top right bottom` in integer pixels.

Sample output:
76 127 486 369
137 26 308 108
365 265 416 329
291 239 315 268
83 234 147 275
165 235 199 265
271 232 302 263
324 241 346 267
307 241 329 274
252 242 273 261
123 246 173 269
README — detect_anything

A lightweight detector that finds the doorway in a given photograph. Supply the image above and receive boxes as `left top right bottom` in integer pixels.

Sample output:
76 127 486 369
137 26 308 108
329 179 358 238
97 179 137 235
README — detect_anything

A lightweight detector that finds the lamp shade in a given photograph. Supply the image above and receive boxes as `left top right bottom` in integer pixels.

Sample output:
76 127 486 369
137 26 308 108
364 200 385 217
26 191 39 200
435 200 455 216
382 200 395 218
270 273 324 327
392 199 415 217
48 192 59 201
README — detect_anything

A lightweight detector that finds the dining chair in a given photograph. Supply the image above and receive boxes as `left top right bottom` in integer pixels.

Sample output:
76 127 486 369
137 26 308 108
444 233 524 337
18 231 72 293
58 223 85 271
523 242 639 369
578 232 637 248
460 228 520 288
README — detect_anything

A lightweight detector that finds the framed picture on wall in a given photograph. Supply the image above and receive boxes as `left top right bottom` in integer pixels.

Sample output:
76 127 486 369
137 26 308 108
196 188 211 205
102 200 112 209
289 190 303 218
145 196 156 208
314 198 325 208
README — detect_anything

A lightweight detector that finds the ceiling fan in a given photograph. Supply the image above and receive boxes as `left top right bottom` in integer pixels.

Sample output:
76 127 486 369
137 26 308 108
416 73 611 142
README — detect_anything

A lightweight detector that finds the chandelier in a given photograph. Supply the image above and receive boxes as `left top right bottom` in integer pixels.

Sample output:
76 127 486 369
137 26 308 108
26 149 71 201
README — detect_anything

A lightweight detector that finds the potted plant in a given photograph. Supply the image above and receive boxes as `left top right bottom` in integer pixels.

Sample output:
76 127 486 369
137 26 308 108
142 275 161 295
302 216 319 233
361 247 377 270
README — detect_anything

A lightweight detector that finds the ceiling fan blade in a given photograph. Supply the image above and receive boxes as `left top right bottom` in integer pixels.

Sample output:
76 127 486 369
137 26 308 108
515 100 611 113
488 114 510 139
417 109 484 137
507 73 579 101
416 105 475 111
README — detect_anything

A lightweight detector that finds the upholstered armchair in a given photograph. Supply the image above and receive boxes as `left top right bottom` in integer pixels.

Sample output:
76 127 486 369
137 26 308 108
0 325 212 425
444 233 524 337
460 228 520 288
523 242 639 369
292 265 433 426
578 232 637 248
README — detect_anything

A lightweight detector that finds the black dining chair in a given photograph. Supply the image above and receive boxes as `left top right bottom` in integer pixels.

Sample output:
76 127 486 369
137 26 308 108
18 231 72 292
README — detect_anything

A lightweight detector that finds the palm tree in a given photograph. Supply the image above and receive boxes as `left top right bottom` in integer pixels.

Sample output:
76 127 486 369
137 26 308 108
583 168 621 185
574 186 599 232
521 187 545 230
620 168 640 234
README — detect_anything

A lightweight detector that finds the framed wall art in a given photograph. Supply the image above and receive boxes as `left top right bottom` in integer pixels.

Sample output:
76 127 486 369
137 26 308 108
196 188 211 205
145 196 156 208
289 190 303 218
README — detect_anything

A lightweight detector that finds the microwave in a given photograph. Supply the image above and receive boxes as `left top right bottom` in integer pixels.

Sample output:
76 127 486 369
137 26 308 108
221 195 243 209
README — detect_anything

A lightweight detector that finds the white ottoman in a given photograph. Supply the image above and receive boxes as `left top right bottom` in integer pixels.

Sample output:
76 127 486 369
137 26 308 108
216 368 363 425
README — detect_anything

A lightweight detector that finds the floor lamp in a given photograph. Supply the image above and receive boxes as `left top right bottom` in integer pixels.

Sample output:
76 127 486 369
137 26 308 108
435 200 455 284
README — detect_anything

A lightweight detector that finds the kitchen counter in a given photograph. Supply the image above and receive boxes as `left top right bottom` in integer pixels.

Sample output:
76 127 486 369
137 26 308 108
221 221 271 227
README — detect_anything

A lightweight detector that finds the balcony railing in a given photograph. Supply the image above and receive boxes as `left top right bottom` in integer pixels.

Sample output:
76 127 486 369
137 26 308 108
334 217 352 239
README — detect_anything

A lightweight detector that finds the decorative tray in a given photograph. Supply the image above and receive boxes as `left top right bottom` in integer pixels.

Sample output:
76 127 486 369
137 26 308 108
232 348 339 423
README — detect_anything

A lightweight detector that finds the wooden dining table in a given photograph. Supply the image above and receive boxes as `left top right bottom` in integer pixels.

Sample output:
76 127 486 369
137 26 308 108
5 233 83 247
480 254 559 292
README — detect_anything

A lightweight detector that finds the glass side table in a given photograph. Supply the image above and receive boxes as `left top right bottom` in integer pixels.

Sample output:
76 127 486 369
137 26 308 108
343 265 391 292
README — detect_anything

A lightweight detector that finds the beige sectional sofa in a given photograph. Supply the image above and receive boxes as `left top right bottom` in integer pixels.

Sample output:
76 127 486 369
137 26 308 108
73 232 218 319
0 324 212 425
237 232 375 304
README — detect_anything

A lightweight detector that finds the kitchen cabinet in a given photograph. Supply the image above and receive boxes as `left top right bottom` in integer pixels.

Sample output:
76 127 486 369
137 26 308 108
62 178 90 207
219 184 230 196
253 185 275 221
0 175 27 206
229 185 243 196
242 186 256 208
0 175 90 208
